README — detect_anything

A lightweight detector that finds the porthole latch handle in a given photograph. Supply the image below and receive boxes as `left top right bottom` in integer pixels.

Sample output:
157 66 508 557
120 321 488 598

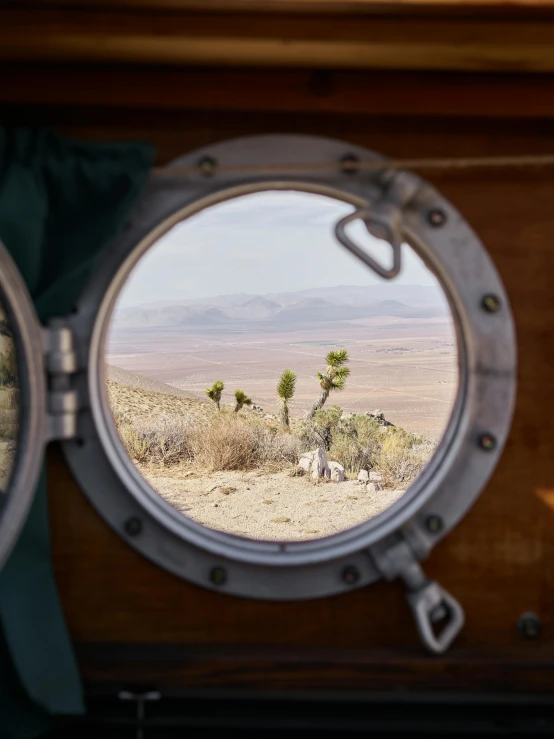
406 578 465 655
334 169 421 280
370 537 465 654
334 204 403 280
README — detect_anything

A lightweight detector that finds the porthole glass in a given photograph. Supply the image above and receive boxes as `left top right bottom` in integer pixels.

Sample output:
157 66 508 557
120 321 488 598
105 191 458 541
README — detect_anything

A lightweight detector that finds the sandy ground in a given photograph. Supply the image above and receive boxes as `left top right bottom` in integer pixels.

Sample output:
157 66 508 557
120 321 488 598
142 466 406 540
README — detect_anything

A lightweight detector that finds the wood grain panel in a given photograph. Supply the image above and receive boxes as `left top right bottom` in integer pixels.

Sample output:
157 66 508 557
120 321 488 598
14 0 554 13
3 8 554 71
4 66 554 120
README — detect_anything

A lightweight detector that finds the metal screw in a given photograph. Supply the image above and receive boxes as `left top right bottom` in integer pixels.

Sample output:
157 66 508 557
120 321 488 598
340 154 360 174
425 514 444 534
197 156 217 176
124 516 143 537
427 208 447 227
482 294 501 313
210 566 227 586
517 612 542 639
479 433 497 452
342 565 360 585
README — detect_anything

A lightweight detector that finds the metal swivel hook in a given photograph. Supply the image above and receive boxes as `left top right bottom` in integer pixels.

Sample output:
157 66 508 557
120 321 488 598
334 203 403 280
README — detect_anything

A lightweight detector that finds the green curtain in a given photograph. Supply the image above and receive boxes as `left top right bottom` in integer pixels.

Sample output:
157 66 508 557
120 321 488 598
0 128 155 737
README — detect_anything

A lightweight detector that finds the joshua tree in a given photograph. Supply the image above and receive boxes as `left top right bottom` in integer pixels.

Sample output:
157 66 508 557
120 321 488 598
307 349 350 420
277 369 296 427
234 389 253 413
206 380 224 411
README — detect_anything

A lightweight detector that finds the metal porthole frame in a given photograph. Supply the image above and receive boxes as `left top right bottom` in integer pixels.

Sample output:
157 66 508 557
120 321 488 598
61 135 517 652
0 243 47 571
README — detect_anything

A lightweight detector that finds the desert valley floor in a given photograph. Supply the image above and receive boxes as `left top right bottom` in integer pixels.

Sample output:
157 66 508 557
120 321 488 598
107 316 457 441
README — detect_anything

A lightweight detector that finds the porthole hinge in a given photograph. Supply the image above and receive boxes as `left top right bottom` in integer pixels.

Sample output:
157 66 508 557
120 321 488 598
42 319 79 441
369 533 465 654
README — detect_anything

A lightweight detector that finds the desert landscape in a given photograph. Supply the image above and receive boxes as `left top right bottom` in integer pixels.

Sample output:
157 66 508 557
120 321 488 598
106 283 457 540
0 308 18 494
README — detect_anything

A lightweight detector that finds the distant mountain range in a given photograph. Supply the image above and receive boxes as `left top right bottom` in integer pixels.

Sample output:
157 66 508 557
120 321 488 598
112 285 449 331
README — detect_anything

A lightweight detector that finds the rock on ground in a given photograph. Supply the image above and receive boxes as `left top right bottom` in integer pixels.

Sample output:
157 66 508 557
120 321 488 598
298 451 316 473
328 461 345 482
311 448 329 480
366 481 384 493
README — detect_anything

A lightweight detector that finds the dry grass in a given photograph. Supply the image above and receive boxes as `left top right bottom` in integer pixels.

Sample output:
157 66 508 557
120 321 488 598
193 416 300 472
0 389 18 441
0 410 18 441
0 347 17 389
0 388 19 410
109 381 435 488
115 406 300 473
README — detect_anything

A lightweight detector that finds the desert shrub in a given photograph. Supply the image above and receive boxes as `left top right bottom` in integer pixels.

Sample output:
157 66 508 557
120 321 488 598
250 424 302 470
0 347 17 388
191 416 301 472
295 405 435 488
119 415 196 466
374 430 435 488
0 318 12 339
296 405 343 451
0 388 19 410
116 412 301 472
0 408 18 441
328 434 368 474
191 416 256 471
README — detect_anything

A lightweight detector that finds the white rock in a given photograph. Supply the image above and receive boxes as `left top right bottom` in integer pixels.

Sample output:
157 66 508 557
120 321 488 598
369 471 383 482
379 426 389 434
357 469 369 482
341 412 354 420
328 461 345 482
298 451 316 473
366 482 384 493
311 447 330 480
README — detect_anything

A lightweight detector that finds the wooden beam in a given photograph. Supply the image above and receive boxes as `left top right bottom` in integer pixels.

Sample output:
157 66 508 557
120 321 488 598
3 65 554 118
12 0 554 14
3 8 554 72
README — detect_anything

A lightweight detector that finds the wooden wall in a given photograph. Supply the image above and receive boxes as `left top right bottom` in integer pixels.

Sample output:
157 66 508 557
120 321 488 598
3 62 554 694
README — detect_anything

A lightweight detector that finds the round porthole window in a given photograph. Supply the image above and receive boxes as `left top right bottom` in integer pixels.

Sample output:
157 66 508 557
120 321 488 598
58 135 516 653
0 245 46 571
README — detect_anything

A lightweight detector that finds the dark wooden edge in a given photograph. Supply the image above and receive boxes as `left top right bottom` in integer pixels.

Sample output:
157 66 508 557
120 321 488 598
3 65 554 119
75 644 554 693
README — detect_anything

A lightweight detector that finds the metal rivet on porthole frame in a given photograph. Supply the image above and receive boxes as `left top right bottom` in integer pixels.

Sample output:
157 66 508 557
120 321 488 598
198 156 217 176
210 566 227 586
427 208 447 227
425 514 444 534
482 294 502 313
478 433 497 452
124 516 143 537
340 154 360 174
342 565 361 585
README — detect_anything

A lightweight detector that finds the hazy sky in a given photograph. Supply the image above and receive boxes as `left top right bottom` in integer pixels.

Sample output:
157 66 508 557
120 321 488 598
117 191 441 309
